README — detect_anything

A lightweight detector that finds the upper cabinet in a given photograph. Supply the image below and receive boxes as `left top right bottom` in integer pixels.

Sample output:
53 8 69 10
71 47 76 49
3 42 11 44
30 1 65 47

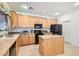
42 18 47 28
17 15 25 27
29 16 35 28
17 15 30 28
38 17 43 24
46 19 51 28
51 19 57 25
33 17 39 24
11 12 58 28
11 11 18 28
25 16 30 27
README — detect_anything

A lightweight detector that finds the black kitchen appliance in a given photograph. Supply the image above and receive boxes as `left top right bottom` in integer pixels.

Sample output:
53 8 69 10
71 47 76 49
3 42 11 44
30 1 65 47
50 24 62 35
34 24 44 44
34 24 42 29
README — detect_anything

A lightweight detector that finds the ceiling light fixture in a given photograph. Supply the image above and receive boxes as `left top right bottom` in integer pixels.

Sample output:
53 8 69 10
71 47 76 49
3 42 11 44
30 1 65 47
53 12 60 16
22 5 33 10
22 5 29 10
74 2 79 6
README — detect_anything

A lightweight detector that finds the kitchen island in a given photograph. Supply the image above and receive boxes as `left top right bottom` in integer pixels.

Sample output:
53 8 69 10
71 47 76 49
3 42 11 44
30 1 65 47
0 34 20 56
39 35 64 56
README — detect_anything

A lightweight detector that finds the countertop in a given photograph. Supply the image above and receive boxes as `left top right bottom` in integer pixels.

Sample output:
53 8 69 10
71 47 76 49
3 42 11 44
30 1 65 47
39 35 63 40
0 34 20 56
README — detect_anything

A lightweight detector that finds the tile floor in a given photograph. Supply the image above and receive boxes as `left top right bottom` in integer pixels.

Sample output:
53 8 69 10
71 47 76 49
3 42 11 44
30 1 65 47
18 42 79 56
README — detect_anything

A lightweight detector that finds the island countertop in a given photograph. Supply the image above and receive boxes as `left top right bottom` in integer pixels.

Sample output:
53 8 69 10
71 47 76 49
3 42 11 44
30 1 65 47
39 35 64 40
0 34 20 56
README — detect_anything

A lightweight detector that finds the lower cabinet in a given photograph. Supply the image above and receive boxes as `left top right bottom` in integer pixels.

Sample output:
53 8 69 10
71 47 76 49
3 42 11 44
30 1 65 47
17 33 35 46
29 33 35 44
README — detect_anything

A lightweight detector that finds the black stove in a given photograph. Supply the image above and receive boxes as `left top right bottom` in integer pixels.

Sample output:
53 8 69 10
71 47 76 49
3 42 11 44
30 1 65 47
34 24 44 44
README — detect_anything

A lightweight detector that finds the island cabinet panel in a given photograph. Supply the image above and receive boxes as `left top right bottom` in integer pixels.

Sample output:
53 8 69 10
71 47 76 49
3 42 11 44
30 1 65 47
11 11 18 28
39 38 44 55
39 35 64 56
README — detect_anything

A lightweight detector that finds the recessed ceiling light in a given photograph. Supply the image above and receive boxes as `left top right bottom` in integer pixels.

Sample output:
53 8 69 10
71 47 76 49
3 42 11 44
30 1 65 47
53 12 60 16
22 5 29 10
74 2 79 6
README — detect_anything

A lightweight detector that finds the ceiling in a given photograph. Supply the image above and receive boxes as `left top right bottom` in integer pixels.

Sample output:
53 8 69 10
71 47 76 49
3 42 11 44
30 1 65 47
7 2 79 18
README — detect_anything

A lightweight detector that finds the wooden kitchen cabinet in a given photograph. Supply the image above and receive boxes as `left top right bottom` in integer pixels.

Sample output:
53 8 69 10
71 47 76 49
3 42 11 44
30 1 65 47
17 15 30 28
46 19 51 28
17 33 35 46
38 17 43 24
25 16 30 27
42 18 47 28
11 11 18 28
17 15 25 27
15 13 58 28
29 16 35 28
34 17 39 24
17 33 29 46
39 35 64 56
51 19 57 25
29 33 35 44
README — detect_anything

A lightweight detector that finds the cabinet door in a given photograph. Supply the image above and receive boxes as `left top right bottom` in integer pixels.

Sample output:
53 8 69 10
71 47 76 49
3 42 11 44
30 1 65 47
17 15 30 28
25 16 30 27
42 18 47 28
22 34 29 45
39 38 44 55
29 16 35 28
34 17 39 24
11 12 18 28
20 34 29 45
46 19 51 28
29 33 35 44
17 15 24 27
51 19 57 25
38 17 43 24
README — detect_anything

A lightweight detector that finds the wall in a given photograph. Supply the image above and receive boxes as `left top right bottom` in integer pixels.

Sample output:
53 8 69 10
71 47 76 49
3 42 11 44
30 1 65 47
58 10 79 47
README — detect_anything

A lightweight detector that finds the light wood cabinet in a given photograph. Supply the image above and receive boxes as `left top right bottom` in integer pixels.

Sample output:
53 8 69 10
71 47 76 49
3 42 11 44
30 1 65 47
42 18 47 28
17 15 24 27
34 17 39 24
11 11 18 28
29 33 35 44
39 35 64 56
46 19 51 28
17 15 30 28
38 17 43 24
29 16 35 28
17 33 35 46
18 33 29 46
25 16 30 27
13 13 57 28
51 19 57 25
